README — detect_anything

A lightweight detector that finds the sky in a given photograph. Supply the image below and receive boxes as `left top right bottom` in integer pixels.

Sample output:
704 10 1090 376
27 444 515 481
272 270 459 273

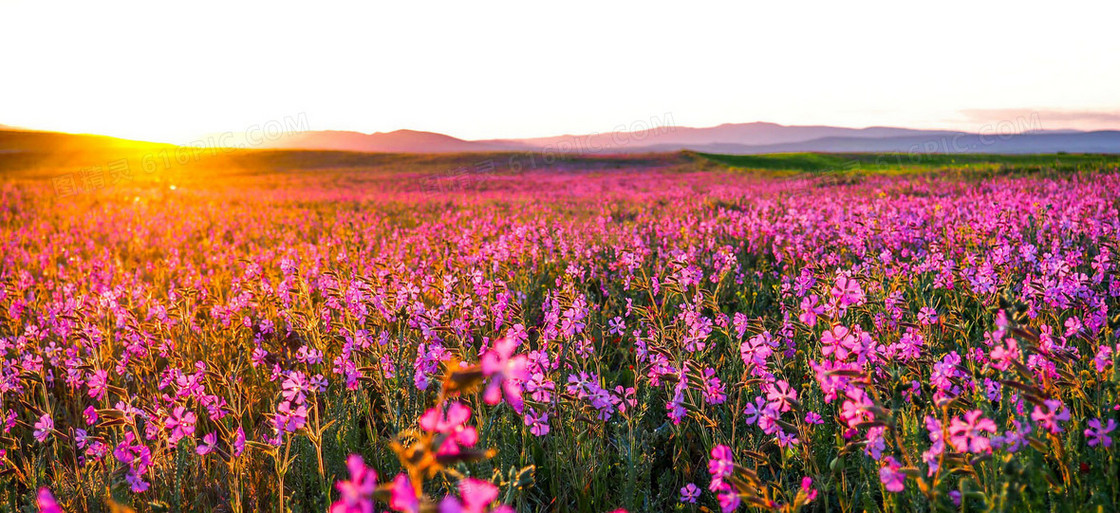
2 0 1119 143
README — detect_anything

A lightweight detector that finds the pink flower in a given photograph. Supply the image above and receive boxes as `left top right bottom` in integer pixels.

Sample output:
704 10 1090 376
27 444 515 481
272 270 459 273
831 275 865 309
33 413 54 442
917 307 939 325
716 490 741 513
274 400 308 433
765 380 797 413
1084 418 1116 447
166 406 197 444
331 455 378 513
1031 399 1071 434
233 426 246 456
948 410 996 454
419 402 478 456
196 432 217 455
83 406 98 426
879 456 905 492
87 369 109 401
821 325 855 360
989 338 1020 371
707 444 734 488
282 371 310 404
37 488 62 513
679 483 700 503
481 336 529 413
799 295 825 327
800 476 818 502
454 478 510 513
389 473 419 513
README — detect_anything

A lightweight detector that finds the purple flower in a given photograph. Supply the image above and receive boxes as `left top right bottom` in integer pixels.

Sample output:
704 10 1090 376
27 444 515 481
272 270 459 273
33 413 54 442
879 456 905 492
126 471 150 493
679 483 700 503
523 409 550 437
743 396 768 425
1085 418 1116 447
1031 400 1071 434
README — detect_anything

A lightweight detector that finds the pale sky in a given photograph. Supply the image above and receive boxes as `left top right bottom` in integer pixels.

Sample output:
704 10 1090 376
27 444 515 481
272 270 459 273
2 0 1119 143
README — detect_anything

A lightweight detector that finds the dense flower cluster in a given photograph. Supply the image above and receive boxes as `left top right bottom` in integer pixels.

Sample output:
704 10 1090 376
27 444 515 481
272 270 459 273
1 166 1119 511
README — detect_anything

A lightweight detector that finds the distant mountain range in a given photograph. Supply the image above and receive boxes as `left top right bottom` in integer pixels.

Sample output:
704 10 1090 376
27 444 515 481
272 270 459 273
3 122 1120 155
259 122 1120 154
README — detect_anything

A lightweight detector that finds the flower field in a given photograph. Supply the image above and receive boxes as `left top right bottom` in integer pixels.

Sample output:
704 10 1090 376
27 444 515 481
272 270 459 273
2 156 1120 512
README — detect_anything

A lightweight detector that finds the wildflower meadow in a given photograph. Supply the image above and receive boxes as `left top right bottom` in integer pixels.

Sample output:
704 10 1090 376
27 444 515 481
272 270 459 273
2 154 1119 512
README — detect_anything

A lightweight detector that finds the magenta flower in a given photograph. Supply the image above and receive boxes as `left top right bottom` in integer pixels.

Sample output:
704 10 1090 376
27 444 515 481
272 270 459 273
83 406 98 426
879 456 905 492
282 371 310 404
196 432 217 455
948 410 997 454
331 455 378 513
800 476 818 502
389 473 419 513
1084 418 1116 447
798 294 825 327
451 477 512 513
233 426 246 456
37 488 62 513
481 336 529 413
33 413 54 442
707 444 734 488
